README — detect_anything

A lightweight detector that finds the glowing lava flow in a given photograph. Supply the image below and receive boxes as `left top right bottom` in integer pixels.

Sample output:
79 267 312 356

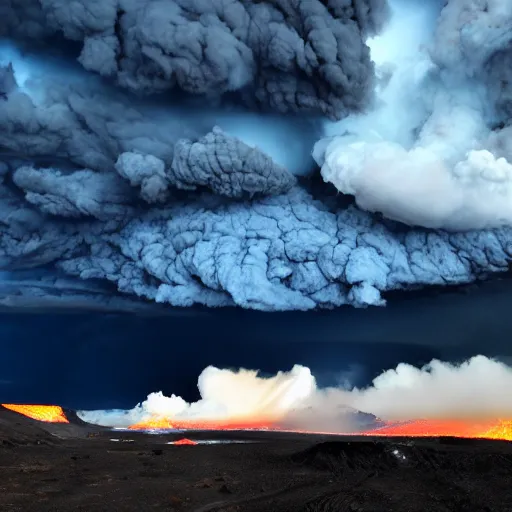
128 417 273 431
129 417 175 430
479 420 512 441
367 419 512 441
127 415 512 442
2 404 69 423
172 438 198 445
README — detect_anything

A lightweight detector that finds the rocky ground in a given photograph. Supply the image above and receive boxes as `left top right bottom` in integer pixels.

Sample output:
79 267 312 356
0 407 511 511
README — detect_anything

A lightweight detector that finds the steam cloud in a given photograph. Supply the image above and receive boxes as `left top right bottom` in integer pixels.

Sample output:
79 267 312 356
316 0 512 231
78 355 512 431
2 0 512 312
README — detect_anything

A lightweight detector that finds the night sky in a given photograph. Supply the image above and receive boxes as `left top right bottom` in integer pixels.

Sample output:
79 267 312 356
1 279 511 411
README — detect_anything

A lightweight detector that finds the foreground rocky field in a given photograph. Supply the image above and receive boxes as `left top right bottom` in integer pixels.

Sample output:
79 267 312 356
0 407 511 512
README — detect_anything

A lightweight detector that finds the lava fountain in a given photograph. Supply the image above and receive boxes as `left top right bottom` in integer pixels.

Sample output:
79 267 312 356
2 404 69 423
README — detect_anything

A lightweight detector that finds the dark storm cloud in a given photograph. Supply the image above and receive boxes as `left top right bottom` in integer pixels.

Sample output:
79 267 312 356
0 82 297 201
1 0 389 119
3 0 512 313
116 127 297 201
12 166 135 220
0 62 16 98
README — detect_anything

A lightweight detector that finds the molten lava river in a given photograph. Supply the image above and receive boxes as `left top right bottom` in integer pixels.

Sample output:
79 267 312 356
3 404 512 441
126 416 512 442
368 419 512 441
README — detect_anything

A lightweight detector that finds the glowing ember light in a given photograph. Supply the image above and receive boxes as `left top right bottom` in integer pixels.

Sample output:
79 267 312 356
482 420 512 441
2 404 69 423
128 415 512 442
129 417 175 430
366 419 512 441
128 417 273 431
172 438 198 445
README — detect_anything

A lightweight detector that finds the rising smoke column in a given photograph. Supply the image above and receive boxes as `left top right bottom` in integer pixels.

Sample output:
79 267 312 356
78 356 512 432
2 0 512 311
316 0 512 231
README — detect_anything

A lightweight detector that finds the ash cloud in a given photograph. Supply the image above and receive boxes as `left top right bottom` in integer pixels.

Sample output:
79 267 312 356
0 62 15 98
2 0 512 312
316 0 512 231
0 0 388 119
13 165 135 220
78 355 512 431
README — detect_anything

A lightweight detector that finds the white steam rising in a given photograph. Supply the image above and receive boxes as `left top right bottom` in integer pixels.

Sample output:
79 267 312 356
315 0 512 231
78 355 512 431
350 355 512 420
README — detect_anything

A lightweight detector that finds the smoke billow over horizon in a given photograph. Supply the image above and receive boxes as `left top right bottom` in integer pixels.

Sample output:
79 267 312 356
78 355 512 432
2 1 512 312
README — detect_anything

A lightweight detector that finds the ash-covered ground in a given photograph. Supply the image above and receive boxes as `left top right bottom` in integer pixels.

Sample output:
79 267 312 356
0 406 511 512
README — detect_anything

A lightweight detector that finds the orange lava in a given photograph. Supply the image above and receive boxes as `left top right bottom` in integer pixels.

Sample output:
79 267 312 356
367 419 512 441
128 415 512 442
478 420 512 441
173 438 198 445
129 417 175 430
2 404 69 423
128 417 273 431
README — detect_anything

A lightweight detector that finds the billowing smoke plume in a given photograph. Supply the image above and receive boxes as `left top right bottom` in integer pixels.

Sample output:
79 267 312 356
2 0 512 312
78 355 512 431
0 0 388 118
316 0 512 231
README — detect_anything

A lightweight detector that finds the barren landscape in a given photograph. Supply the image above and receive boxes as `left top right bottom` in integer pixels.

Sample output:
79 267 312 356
0 407 510 512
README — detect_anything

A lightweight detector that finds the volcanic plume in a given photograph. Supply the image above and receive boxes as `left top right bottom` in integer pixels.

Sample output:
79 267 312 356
2 1 512 311
78 356 512 441
4 356 512 442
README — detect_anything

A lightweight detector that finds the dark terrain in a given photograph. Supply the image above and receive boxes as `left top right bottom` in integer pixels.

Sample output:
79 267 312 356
0 407 511 512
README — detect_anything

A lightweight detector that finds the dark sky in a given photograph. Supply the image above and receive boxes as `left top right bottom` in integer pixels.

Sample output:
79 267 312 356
0 278 511 410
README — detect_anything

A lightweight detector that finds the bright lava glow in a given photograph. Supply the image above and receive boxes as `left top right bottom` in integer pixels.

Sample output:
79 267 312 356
128 416 512 442
2 404 69 423
368 419 512 441
128 418 274 431
79 357 512 439
171 438 198 446
3 402 512 441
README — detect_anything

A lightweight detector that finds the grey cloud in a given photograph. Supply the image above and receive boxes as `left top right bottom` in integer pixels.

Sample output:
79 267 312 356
0 63 16 99
5 1 511 314
167 127 296 198
432 0 512 118
0 84 296 202
13 166 135 220
2 183 511 311
2 0 389 119
114 128 296 203
115 153 170 204
0 190 82 270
